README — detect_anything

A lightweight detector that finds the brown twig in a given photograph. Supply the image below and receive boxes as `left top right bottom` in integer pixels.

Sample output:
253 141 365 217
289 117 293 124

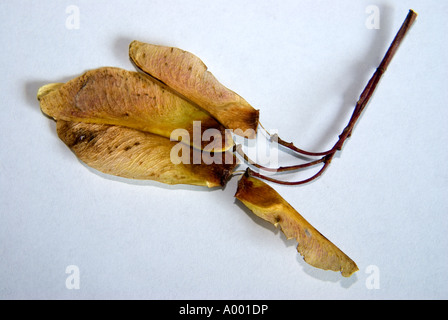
247 9 417 185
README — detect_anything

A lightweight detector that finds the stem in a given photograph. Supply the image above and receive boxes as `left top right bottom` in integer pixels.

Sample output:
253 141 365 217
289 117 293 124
277 9 416 155
248 9 417 185
259 125 333 157
234 144 325 173
246 155 332 186
334 9 417 151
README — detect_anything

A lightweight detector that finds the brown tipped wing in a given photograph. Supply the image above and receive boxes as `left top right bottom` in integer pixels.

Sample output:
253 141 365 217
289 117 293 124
129 41 259 138
57 120 238 188
38 67 233 152
235 173 358 277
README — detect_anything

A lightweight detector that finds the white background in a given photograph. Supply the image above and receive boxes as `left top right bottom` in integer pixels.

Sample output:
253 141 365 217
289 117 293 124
1 0 447 299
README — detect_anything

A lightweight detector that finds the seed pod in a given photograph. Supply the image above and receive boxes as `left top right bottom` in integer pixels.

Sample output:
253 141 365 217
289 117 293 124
57 120 238 188
235 171 358 277
38 67 233 152
129 41 259 138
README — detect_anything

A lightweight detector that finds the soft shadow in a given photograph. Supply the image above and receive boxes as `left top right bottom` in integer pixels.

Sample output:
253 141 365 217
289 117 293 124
113 36 135 66
25 81 44 111
24 79 68 114
311 5 395 151
234 199 358 286
24 73 88 113
234 198 300 249
78 158 225 193
297 254 358 287
113 36 173 67
234 198 280 236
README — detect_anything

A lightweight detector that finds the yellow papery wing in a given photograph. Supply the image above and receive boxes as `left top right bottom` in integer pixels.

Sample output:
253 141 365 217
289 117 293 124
235 173 358 277
57 120 238 188
129 41 259 138
38 67 233 152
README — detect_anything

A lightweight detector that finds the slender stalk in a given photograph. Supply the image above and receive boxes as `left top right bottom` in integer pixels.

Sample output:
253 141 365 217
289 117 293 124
332 9 417 152
234 144 325 173
247 156 332 186
259 125 333 157
247 9 417 185
274 11 417 158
